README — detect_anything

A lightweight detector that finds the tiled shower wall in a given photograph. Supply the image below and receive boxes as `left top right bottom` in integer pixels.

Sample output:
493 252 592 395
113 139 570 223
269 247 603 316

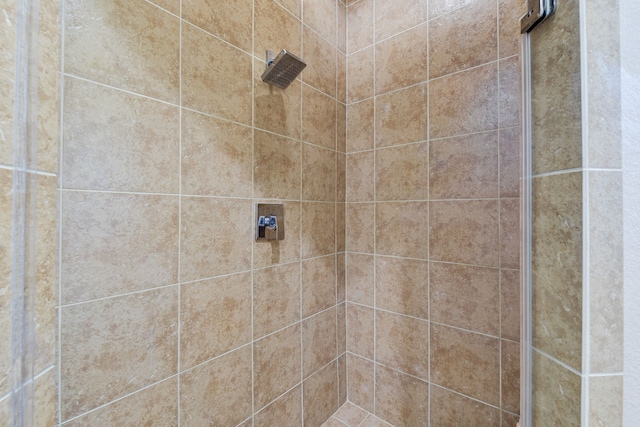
343 0 523 425
58 0 347 425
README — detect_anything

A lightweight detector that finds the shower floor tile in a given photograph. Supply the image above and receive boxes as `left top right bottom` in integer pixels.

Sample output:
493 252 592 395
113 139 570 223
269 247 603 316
322 402 395 427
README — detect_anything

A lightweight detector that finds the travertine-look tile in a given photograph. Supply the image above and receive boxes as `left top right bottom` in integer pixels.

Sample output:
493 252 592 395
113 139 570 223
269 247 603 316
255 0 302 61
303 308 338 377
375 24 428 95
337 202 346 251
376 256 428 319
347 303 374 359
255 60 302 140
589 375 623 427
303 143 337 201
277 0 301 18
430 62 498 139
501 198 520 269
375 0 428 41
501 269 521 341
304 0 336 44
532 172 582 370
430 262 499 335
182 109 252 197
376 201 429 259
61 287 178 420
64 0 179 102
338 302 347 354
375 83 428 148
429 131 499 200
499 0 527 58
348 0 373 53
183 0 252 52
347 99 374 152
255 386 303 427
346 253 374 306
254 130 301 200
62 77 179 193
0 1 16 166
346 203 374 254
500 127 521 198
499 56 521 128
180 272 252 369
429 0 496 79
303 85 337 150
0 170 11 397
428 0 474 19
376 310 429 379
253 201 301 268
180 346 252 427
530 0 582 174
323 417 349 427
347 151 375 202
376 142 429 201
360 415 393 427
303 255 337 317
502 411 521 427
338 2 347 53
180 197 252 281
0 397 8 423
304 361 339 427
430 200 499 267
338 353 347 404
182 23 252 124
430 385 500 426
65 378 178 427
303 26 337 97
61 192 179 304
347 353 374 413
431 324 500 406
147 0 179 15
532 351 581 426
338 96 347 147
302 202 336 258
334 402 368 426
33 368 57 427
254 263 301 339
502 339 520 414
347 47 374 103
375 364 429 427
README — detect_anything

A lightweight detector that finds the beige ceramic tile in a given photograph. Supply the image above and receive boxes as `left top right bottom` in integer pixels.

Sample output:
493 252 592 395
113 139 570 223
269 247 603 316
347 47 374 103
429 131 499 199
303 85 337 149
532 172 582 370
501 198 520 269
500 127 521 198
502 339 520 414
499 56 521 128
347 0 373 53
589 171 623 373
0 397 8 424
431 323 500 406
532 351 581 426
502 412 521 427
334 402 368 426
430 385 500 426
347 303 374 359
278 0 302 18
64 0 179 102
374 364 429 427
253 201 301 268
147 0 179 15
430 262 499 335
338 2 347 53
182 23 252 124
589 375 623 427
346 253 374 306
61 287 178 420
375 83 428 147
254 130 301 200
501 269 521 341
346 203 374 253
376 310 429 379
499 0 527 58
180 272 251 370
429 200 500 267
376 201 429 259
255 59 302 140
304 0 336 44
303 255 337 317
302 202 336 258
180 197 252 281
337 202 346 251
347 353 374 413
375 142 429 201
254 263 301 339
338 353 347 404
376 256 428 319
375 23 428 95
338 97 347 148
255 0 302 59
303 143 337 201
338 154 347 205
375 0 428 42
303 26 337 97
62 77 179 193
429 0 496 79
338 302 347 354
182 109 252 197
347 151 375 202
61 192 178 304
254 324 302 410
65 378 178 427
0 0 17 167
0 170 11 396
428 0 474 19
303 361 339 427
530 0 582 174
360 415 393 427
347 99 374 152
183 0 252 52
33 368 57 427
430 62 498 139
180 346 252 426
323 417 349 427
255 386 303 427
303 308 338 377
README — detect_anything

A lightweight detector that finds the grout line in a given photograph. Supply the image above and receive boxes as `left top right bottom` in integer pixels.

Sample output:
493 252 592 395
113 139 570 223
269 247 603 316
250 1 256 423
371 0 377 414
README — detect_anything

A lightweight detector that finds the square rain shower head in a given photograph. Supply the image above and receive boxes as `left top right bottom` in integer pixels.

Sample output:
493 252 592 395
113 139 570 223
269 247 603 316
261 49 307 90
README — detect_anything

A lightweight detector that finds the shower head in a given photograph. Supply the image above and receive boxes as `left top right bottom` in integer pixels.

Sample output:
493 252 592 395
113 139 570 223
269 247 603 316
261 50 307 89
